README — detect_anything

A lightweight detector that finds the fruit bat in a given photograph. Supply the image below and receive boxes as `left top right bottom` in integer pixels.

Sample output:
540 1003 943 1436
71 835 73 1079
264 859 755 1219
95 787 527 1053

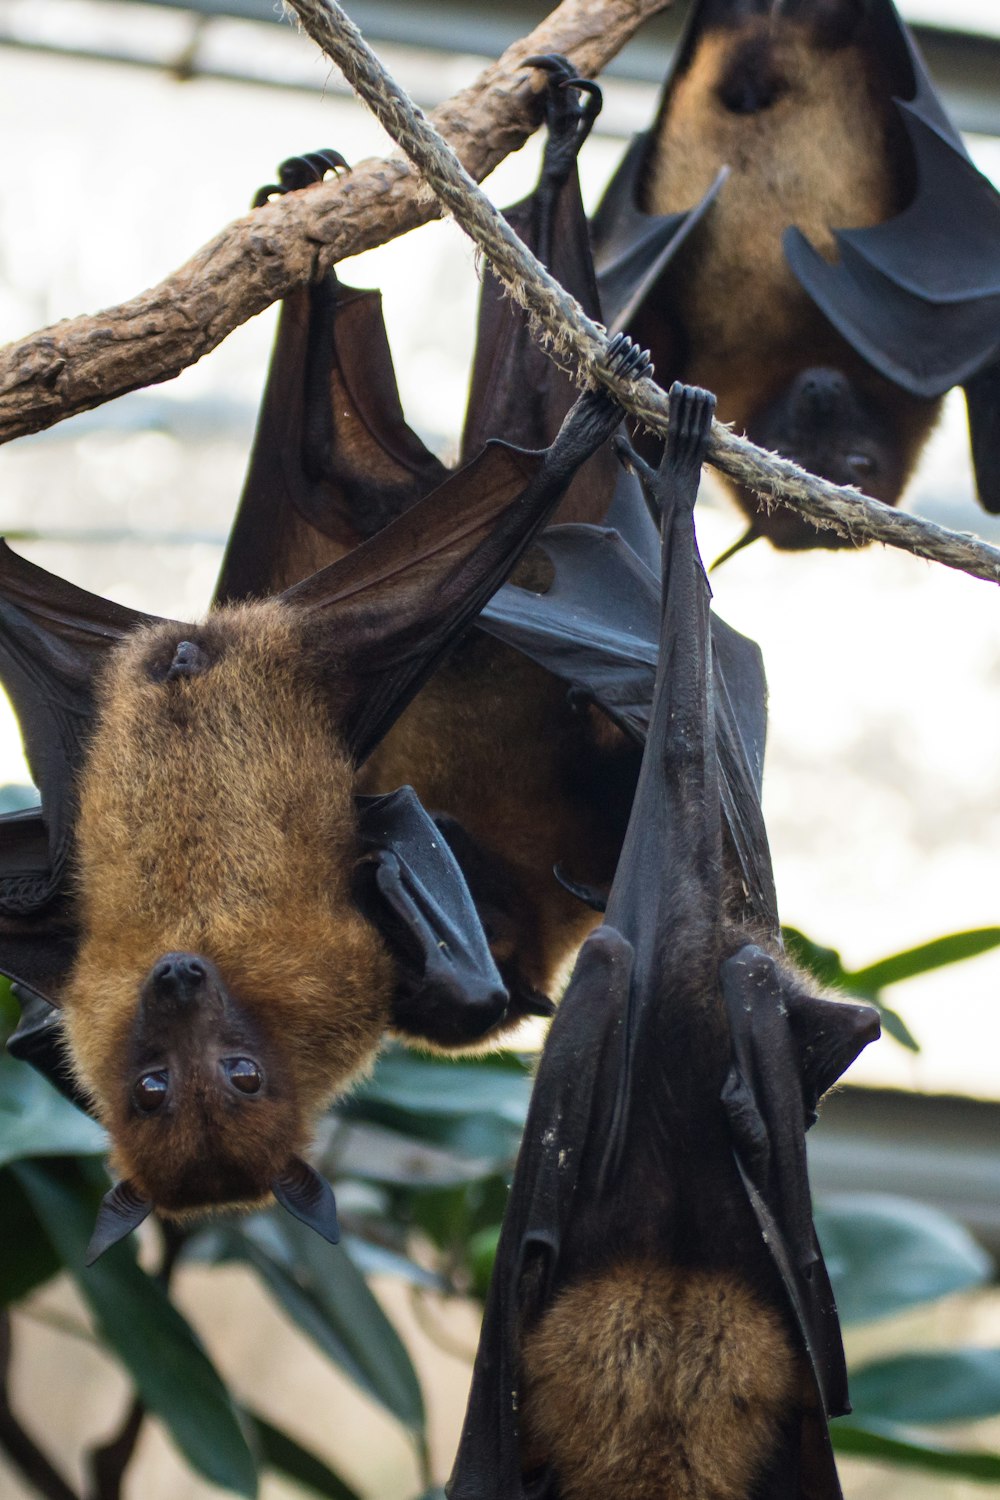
0 332 649 1259
592 0 1000 551
447 382 881 1500
209 60 647 1012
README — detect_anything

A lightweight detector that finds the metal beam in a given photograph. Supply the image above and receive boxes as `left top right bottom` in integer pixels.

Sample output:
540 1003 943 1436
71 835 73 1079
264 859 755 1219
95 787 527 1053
7 0 1000 138
809 1086 1000 1258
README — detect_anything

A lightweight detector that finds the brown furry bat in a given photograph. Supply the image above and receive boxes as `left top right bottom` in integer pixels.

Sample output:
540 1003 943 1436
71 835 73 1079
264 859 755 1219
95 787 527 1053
0 341 648 1257
593 0 1000 549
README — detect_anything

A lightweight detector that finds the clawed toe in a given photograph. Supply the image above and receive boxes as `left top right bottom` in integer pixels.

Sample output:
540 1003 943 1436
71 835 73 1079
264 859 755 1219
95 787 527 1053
252 148 350 209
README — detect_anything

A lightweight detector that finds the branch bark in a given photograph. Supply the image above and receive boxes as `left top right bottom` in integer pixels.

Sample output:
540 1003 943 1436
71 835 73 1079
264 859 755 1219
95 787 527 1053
0 0 668 443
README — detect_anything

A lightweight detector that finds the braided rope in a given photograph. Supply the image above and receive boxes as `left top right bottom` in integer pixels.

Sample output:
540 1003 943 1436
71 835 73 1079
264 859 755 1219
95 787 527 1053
285 0 1000 586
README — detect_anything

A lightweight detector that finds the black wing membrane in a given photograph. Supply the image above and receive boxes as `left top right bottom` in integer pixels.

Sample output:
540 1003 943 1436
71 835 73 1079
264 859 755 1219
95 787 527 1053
461 57 619 528
480 514 776 929
354 786 509 1045
449 386 879 1500
216 270 448 604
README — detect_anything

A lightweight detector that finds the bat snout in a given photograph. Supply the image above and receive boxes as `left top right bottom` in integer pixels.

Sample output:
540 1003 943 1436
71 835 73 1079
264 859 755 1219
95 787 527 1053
149 951 214 1009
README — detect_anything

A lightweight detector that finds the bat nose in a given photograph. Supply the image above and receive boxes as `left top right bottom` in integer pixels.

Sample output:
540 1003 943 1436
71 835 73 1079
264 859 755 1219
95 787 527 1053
151 952 208 1005
794 368 850 416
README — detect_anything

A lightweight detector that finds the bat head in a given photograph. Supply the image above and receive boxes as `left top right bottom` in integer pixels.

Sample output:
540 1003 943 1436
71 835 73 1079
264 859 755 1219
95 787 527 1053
111 950 304 1211
742 365 919 548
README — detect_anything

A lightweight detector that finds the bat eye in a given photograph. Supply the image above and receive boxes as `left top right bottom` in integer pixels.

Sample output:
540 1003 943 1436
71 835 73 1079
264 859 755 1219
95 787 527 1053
133 1071 169 1113
224 1058 263 1095
846 452 875 480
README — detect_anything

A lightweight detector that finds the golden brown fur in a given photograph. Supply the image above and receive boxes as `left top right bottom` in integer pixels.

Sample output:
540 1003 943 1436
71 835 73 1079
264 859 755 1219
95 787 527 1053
520 1260 798 1499
64 601 394 1203
643 12 941 521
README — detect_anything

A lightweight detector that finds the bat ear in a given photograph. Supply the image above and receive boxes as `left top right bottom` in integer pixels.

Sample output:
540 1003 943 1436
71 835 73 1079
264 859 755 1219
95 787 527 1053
354 790 509 1047
272 1157 340 1246
86 1180 153 1265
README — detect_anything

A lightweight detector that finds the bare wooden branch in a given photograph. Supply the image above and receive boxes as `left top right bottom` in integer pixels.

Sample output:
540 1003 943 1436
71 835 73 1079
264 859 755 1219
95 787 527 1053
285 0 1000 587
0 0 669 444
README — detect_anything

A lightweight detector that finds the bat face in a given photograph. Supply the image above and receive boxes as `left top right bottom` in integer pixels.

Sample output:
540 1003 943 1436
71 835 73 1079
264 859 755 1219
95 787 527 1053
63 600 393 1211
107 951 305 1213
742 363 918 547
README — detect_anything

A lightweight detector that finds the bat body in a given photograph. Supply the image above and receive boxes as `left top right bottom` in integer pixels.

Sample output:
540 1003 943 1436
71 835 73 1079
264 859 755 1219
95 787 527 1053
448 385 880 1500
0 339 646 1252
593 0 1000 548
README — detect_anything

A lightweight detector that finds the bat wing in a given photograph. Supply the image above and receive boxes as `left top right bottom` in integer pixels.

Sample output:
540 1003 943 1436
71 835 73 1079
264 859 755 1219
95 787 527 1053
480 516 776 926
216 272 447 602
0 543 167 923
353 786 509 1045
721 945 880 1423
460 68 618 527
6 980 92 1109
591 132 726 334
783 105 1000 399
283 359 637 764
448 926 635 1500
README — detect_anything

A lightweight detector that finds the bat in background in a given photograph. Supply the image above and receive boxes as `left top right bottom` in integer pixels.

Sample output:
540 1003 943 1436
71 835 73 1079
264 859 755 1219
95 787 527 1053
592 0 1000 552
0 332 649 1260
448 381 881 1500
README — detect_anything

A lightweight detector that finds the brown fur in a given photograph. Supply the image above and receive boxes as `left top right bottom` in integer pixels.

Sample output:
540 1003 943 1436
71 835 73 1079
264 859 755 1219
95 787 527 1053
643 14 941 521
520 1260 798 1499
64 600 394 1208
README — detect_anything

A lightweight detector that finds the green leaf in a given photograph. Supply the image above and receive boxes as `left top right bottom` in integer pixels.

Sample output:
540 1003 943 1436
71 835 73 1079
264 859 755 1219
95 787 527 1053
815 1195 993 1325
0 1167 62 1305
351 1049 531 1124
781 930 919 1051
851 1350 1000 1426
235 1218 425 1431
871 1002 921 1053
0 1049 106 1167
12 1159 258 1498
467 1225 501 1301
847 929 1000 994
832 1418 1000 1481
782 928 847 988
244 1411 363 1500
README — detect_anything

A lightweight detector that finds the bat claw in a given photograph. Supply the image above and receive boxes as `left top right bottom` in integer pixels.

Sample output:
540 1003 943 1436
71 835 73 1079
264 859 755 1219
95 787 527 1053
664 381 716 474
602 333 653 386
524 53 603 150
251 148 350 208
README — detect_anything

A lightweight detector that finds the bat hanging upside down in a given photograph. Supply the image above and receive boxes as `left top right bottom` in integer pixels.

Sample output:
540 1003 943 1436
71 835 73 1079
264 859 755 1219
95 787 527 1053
592 0 1000 550
0 332 650 1260
448 382 881 1500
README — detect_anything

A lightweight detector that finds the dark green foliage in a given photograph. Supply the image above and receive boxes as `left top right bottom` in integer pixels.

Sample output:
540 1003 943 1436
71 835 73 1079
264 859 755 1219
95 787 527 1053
1 923 999 1495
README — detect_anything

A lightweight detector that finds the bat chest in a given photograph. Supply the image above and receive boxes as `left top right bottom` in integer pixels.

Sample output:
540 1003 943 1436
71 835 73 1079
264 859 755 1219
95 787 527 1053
645 24 900 425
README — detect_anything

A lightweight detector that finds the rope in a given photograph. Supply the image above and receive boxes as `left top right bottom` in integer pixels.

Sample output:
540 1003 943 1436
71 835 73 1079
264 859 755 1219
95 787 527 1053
284 0 1000 587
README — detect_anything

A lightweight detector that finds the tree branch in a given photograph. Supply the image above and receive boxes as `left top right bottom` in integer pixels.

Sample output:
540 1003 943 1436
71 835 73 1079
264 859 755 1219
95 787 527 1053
284 0 1000 588
0 0 668 444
